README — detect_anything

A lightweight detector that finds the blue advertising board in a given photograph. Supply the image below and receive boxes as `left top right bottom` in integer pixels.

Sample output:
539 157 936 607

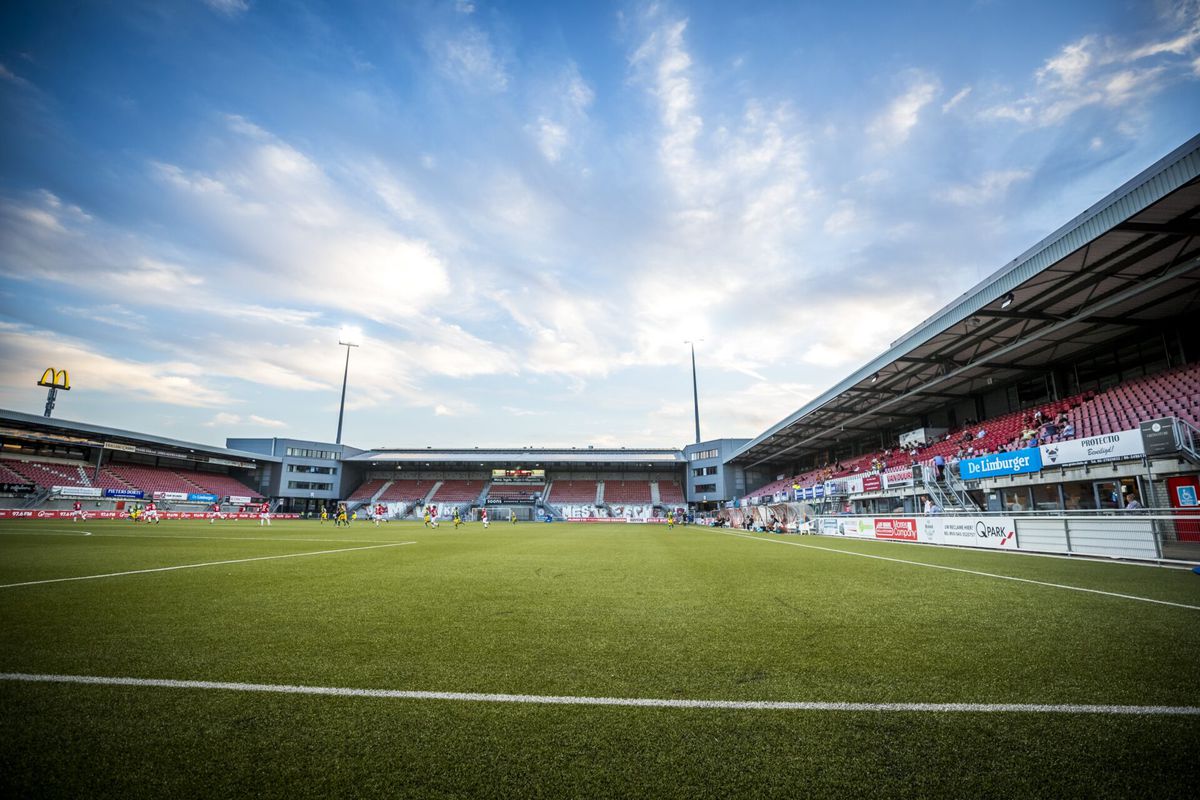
188 493 219 503
958 448 1043 480
104 488 145 499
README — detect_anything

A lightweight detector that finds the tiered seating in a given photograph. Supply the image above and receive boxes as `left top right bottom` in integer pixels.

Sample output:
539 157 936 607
380 480 435 502
1071 364 1200 435
349 479 388 501
179 469 258 497
657 481 685 503
0 461 28 484
430 480 484 503
100 464 256 497
604 480 652 503
486 483 542 503
547 480 599 504
103 463 198 495
2 460 93 489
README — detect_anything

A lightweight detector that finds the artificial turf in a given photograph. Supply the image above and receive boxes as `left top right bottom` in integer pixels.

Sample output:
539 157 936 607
1 518 1198 798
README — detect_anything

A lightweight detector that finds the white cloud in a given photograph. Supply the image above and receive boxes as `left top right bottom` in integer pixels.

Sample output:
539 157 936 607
204 412 287 429
941 86 971 113
868 76 939 145
936 169 1031 206
0 62 33 88
982 6 1200 129
0 323 233 408
533 117 569 162
203 0 249 17
433 27 508 92
527 62 594 163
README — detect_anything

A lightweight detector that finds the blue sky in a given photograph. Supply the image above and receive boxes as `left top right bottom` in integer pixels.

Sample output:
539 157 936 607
1 0 1198 449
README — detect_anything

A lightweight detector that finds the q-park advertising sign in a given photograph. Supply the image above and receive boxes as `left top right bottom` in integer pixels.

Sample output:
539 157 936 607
937 516 1017 549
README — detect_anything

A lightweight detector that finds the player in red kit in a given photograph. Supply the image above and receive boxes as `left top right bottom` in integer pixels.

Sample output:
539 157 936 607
143 501 160 524
71 500 86 522
373 503 387 526
259 501 271 527
208 501 224 524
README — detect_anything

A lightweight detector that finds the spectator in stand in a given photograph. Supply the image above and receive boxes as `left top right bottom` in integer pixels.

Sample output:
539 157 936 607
1061 421 1076 439
1123 490 1144 510
924 496 943 515
975 428 987 440
1021 426 1037 443
1041 420 1058 441
933 453 946 481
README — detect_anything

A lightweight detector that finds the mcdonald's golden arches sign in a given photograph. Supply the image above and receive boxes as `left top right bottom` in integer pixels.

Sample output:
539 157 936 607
37 368 71 390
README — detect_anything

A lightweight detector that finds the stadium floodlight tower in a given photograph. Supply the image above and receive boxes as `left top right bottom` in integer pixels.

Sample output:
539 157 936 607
684 340 703 444
335 326 361 445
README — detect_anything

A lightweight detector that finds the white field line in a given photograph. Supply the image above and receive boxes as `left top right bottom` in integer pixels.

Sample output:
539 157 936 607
0 530 410 545
0 542 416 589
712 530 1200 611
0 672 1196 716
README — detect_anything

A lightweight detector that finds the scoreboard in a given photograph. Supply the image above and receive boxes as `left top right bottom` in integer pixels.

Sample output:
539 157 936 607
491 468 546 483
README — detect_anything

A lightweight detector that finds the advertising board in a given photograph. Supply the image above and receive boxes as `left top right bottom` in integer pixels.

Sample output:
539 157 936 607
933 516 1017 549
104 488 144 499
1039 429 1144 467
53 486 102 498
958 448 1042 480
874 517 918 540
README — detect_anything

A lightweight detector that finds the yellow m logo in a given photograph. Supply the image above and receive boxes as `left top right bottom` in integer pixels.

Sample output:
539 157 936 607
37 368 71 390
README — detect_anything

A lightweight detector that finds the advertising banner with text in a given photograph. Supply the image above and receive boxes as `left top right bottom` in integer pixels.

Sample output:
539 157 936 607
958 448 1042 480
0 509 300 520
53 486 103 498
874 517 919 540
1039 429 1144 467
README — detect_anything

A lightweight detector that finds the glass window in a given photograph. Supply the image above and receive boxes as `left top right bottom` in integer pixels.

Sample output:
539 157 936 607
1031 483 1062 511
1060 481 1097 511
1001 487 1031 513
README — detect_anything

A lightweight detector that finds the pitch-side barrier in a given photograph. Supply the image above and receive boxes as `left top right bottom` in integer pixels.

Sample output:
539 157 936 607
803 512 1199 563
0 509 301 520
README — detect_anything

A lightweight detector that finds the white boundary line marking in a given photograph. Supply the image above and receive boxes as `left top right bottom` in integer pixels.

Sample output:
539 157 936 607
711 530 1200 611
0 542 416 589
0 530 410 545
0 672 1195 715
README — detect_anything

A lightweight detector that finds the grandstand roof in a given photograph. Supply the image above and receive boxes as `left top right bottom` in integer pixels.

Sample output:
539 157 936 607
0 408 281 465
345 448 685 465
731 133 1200 469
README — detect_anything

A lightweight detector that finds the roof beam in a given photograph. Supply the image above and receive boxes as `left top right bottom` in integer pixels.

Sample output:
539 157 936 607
1115 221 1200 236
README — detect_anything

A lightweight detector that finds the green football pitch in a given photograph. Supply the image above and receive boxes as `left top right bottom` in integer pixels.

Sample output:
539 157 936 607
1 518 1198 799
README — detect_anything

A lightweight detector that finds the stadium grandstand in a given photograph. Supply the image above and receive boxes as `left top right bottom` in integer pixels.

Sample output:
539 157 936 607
0 409 272 511
340 448 686 521
711 133 1200 561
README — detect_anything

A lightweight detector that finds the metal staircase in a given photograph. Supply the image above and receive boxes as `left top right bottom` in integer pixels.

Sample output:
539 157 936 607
920 467 980 512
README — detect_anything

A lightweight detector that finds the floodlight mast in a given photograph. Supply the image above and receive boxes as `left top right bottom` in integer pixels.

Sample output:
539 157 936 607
335 329 360 446
685 340 703 444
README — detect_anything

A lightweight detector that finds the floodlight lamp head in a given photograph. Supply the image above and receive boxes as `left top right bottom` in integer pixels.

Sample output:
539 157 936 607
338 325 362 347
870 372 879 383
1000 292 1015 310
